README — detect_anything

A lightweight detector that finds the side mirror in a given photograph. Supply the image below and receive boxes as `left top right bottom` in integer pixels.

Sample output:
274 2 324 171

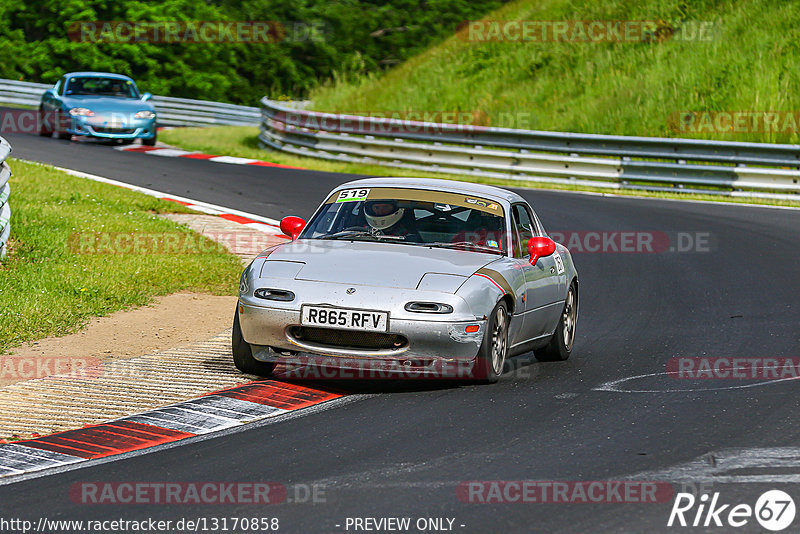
280 216 306 240
43 89 56 98
527 236 556 265
141 92 153 102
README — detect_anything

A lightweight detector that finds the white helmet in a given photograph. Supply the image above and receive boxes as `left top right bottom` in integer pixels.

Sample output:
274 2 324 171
365 200 404 230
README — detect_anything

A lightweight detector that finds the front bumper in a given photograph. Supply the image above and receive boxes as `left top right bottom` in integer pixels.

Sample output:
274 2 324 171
67 116 156 139
238 300 486 374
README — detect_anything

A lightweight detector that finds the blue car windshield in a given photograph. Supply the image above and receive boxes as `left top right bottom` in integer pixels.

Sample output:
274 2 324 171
65 77 139 98
300 188 507 255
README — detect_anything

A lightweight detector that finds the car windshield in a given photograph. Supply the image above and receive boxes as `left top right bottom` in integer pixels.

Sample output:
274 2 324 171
64 77 139 98
301 187 507 255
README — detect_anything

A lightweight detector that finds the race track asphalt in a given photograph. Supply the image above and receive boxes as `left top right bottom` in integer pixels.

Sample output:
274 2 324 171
2 130 799 533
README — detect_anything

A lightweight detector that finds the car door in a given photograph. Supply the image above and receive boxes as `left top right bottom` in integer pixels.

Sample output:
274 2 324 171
511 203 562 339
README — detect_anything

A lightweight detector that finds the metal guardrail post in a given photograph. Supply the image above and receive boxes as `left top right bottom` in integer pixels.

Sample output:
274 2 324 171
0 136 12 259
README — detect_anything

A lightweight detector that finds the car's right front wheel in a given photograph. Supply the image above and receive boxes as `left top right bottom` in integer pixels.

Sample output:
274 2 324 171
232 307 276 377
38 108 52 137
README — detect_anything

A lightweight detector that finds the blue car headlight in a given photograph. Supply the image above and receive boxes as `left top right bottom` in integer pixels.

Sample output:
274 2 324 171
134 110 156 119
69 108 94 116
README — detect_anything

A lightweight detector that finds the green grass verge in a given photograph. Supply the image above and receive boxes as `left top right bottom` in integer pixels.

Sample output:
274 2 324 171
310 0 800 145
159 126 800 208
0 159 242 353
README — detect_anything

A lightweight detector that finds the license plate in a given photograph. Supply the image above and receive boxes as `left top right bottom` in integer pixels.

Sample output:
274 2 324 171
301 306 388 332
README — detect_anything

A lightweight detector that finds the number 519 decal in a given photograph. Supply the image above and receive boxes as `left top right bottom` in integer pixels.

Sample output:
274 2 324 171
336 189 370 202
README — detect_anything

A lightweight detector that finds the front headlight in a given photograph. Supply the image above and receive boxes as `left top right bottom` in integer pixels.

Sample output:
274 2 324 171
134 110 156 119
69 108 94 116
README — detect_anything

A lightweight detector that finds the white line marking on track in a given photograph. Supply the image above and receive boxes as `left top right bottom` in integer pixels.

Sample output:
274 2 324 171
208 155 259 164
594 369 800 393
0 444 84 475
20 161 283 227
146 149 198 157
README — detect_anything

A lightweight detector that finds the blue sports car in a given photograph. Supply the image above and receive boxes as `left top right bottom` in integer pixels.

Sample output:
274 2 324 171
39 71 157 145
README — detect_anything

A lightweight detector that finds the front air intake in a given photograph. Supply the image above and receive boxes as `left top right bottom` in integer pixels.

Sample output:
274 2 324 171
288 326 408 351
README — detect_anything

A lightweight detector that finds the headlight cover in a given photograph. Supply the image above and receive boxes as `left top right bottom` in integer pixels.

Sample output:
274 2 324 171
239 268 250 295
134 110 156 119
69 108 94 116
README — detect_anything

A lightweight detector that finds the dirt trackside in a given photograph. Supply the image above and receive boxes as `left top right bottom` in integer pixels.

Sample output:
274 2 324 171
1 292 237 387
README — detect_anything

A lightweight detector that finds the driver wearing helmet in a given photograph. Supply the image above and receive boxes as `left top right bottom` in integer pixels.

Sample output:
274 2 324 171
363 199 419 240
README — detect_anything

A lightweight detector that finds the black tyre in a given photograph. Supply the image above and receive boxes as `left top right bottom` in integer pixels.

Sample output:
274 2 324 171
535 282 578 362
142 130 157 146
473 301 509 383
38 108 53 137
54 110 71 140
232 308 276 376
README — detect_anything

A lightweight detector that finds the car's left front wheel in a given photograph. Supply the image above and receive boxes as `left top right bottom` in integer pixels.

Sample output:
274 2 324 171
473 301 509 383
232 308 276 377
535 281 578 362
142 129 157 146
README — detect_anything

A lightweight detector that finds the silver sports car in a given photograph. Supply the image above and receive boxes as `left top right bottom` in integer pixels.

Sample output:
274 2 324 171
234 177 578 382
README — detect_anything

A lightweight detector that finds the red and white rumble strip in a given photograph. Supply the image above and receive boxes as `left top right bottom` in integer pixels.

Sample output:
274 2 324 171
0 380 343 478
0 165 330 480
115 144 304 170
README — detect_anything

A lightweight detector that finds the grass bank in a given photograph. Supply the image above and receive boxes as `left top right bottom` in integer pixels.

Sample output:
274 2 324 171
310 0 800 144
0 159 242 353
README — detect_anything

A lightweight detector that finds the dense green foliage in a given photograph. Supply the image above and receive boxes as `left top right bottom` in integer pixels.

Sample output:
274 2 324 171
311 0 800 143
0 0 508 105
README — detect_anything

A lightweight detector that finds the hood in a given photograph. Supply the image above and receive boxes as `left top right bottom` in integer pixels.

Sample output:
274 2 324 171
61 95 153 115
266 240 498 289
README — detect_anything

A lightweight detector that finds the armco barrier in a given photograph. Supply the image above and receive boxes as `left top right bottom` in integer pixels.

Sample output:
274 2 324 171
258 99 800 201
0 136 11 259
0 78 260 127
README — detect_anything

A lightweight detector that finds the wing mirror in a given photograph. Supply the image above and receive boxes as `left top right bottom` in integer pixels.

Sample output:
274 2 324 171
43 89 56 98
280 216 306 240
141 92 153 102
527 237 556 265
